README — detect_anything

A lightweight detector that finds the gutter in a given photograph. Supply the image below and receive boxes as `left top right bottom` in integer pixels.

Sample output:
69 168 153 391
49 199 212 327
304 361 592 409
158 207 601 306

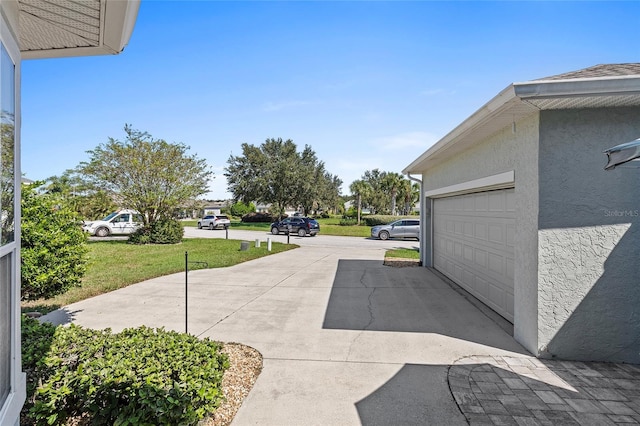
514 76 640 99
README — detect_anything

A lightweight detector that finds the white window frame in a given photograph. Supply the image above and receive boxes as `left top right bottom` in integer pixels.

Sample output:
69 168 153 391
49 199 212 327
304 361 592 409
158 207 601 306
0 7 25 426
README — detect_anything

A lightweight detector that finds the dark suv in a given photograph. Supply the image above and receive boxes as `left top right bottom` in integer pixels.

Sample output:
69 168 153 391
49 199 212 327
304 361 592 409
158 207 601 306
270 217 320 237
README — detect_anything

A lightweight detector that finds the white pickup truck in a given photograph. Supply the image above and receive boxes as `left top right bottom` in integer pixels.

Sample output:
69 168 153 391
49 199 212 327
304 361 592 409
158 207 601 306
82 210 144 237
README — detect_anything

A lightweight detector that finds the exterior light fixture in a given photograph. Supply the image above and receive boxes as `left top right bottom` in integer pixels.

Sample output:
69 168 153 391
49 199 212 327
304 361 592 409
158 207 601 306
603 138 640 170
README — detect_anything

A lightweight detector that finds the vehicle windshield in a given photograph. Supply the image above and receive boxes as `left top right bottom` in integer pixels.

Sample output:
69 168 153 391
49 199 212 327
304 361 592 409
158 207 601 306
102 212 118 221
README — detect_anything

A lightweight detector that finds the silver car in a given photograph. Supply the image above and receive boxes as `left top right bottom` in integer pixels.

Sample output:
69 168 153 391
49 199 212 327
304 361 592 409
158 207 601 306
197 215 231 230
371 219 420 240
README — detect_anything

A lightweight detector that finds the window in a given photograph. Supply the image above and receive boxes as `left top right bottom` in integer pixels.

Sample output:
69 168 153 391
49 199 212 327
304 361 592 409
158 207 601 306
0 38 15 410
0 254 11 405
0 43 14 245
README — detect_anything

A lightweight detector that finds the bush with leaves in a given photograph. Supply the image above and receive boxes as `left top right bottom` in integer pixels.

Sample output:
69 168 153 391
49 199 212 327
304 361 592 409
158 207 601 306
129 218 184 244
229 201 255 218
21 315 57 413
21 182 89 301
362 215 415 227
23 324 229 426
241 212 277 223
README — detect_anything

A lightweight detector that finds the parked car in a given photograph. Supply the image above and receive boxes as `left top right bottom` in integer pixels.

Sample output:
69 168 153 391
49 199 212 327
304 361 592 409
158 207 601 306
371 219 420 240
82 209 143 237
270 217 320 237
198 215 231 230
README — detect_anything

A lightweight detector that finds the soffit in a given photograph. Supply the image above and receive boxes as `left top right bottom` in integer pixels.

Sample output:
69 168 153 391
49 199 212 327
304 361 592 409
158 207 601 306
19 0 101 51
17 0 139 59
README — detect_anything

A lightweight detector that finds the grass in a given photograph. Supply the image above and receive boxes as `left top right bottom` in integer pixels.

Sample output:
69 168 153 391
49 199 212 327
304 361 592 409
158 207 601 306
22 238 297 313
385 248 420 259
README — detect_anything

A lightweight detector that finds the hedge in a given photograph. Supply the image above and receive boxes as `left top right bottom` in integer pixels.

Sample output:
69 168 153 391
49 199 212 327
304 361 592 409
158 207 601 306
22 318 229 425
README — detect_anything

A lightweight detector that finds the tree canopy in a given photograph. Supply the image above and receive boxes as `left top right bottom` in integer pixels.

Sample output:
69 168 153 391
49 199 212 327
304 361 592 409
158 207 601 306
76 125 213 226
351 169 420 216
225 138 342 217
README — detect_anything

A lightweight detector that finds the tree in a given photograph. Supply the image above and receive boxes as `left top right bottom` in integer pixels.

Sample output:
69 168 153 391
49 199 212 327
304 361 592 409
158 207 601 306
21 182 89 300
77 125 213 228
383 172 404 215
229 201 255 217
349 179 371 225
398 179 420 215
361 169 389 214
225 138 341 218
45 170 118 220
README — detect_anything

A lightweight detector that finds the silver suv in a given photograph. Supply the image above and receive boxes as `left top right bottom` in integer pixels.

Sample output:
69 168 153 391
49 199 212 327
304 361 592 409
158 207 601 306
371 219 420 240
197 215 231 230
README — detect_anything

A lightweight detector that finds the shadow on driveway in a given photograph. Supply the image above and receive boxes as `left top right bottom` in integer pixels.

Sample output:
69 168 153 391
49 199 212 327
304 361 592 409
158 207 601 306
322 259 526 353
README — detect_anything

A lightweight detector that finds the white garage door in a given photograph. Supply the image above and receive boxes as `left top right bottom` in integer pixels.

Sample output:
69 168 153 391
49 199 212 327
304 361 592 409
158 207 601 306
433 189 515 323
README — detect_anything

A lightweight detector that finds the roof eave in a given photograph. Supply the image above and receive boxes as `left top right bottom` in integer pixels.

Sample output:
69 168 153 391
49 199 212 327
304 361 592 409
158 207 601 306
514 76 640 99
404 75 640 175
20 0 140 60
403 84 520 174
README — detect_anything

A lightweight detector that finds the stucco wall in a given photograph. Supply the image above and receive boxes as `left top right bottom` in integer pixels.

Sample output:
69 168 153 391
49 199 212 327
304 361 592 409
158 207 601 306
422 113 540 355
537 107 640 363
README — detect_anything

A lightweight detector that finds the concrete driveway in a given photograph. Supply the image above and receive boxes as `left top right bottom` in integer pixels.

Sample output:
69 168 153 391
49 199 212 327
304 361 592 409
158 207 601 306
44 231 529 425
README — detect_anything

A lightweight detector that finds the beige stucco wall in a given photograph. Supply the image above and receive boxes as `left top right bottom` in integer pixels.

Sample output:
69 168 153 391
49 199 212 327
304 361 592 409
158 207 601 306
537 107 640 363
421 113 540 355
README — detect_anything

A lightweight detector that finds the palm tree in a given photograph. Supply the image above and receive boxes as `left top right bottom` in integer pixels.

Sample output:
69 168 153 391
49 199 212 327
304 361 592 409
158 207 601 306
398 179 420 215
349 179 371 225
383 172 404 216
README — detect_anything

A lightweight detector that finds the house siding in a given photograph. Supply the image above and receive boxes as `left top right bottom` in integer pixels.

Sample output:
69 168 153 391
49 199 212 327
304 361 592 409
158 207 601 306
537 107 640 363
422 113 540 355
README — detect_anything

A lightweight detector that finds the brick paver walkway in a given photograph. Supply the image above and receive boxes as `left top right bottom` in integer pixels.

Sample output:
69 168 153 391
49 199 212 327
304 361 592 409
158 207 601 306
449 356 640 425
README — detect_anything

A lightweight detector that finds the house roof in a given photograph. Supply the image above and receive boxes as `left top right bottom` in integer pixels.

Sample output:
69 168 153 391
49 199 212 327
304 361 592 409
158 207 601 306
404 63 640 174
17 0 140 59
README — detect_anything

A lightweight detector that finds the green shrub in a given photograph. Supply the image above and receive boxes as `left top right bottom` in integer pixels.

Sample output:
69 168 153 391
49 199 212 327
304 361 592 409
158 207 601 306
150 218 184 244
21 316 57 407
344 206 357 219
128 226 152 244
21 183 89 301
24 324 229 426
230 201 255 217
339 218 357 226
241 212 277 223
363 215 412 226
129 218 184 244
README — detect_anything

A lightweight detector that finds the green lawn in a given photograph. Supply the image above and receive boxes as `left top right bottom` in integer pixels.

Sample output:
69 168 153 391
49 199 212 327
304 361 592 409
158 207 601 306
23 238 296 313
385 248 420 259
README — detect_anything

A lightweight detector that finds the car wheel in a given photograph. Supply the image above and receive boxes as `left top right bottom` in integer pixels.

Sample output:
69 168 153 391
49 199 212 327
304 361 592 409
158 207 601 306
95 227 110 237
197 222 202 229
271 227 279 235
379 230 390 240
208 223 214 230
297 228 306 237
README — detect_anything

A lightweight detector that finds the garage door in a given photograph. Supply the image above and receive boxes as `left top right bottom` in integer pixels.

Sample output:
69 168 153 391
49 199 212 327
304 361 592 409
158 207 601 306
433 189 515 322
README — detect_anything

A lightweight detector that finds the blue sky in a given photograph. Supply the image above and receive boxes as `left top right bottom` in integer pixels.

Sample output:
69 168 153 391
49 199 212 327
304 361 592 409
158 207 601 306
21 1 639 199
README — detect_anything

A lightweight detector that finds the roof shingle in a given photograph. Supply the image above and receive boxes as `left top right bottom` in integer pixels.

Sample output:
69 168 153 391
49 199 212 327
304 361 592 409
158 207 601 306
537 63 640 81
